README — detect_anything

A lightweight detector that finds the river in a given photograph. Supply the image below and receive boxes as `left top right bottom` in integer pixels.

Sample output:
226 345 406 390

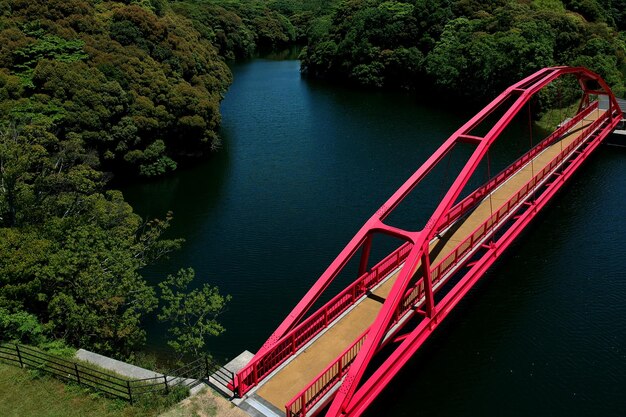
121 58 626 416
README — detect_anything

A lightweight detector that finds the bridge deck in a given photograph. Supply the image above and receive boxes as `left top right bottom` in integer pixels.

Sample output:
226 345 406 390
254 109 602 411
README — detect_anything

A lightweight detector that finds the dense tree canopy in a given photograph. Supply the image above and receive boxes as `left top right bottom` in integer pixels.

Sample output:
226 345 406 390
0 122 182 355
0 0 232 178
300 0 626 100
171 0 336 59
0 0 240 357
0 0 327 359
1 0 624 360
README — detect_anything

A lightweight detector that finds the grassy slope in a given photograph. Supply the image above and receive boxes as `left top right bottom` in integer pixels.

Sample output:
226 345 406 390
0 363 154 417
0 362 247 417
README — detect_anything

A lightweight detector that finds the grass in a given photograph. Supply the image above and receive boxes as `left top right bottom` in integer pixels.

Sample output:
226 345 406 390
0 362 167 417
535 102 579 131
0 343 240 417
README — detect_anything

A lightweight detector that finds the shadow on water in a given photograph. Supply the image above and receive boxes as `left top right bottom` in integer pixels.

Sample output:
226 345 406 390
121 135 231 244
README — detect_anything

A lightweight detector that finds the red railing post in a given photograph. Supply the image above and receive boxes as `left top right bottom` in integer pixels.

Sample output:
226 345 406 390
338 356 343 377
422 248 436 318
253 363 258 386
235 243 414 395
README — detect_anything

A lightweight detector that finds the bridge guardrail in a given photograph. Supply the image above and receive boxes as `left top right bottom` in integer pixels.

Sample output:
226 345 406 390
438 102 598 233
234 242 412 396
285 328 368 417
284 108 610 417
431 109 608 283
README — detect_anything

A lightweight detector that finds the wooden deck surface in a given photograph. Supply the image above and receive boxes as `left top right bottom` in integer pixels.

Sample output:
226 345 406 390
255 109 602 410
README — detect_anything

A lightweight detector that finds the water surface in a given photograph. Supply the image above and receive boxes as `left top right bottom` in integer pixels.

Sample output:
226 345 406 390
122 59 626 416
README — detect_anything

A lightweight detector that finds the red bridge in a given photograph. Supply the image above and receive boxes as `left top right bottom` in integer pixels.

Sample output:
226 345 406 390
227 67 623 417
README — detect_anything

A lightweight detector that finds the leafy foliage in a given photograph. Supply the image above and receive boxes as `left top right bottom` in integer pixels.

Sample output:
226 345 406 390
0 307 45 345
0 125 182 356
158 268 231 357
0 0 312 359
171 0 335 59
0 0 232 178
301 0 626 99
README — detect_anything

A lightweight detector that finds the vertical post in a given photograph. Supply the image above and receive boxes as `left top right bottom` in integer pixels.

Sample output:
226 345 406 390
233 373 240 398
163 375 169 394
357 235 372 278
204 356 210 381
15 345 23 368
338 356 343 377
74 363 81 384
421 247 436 318
127 380 133 405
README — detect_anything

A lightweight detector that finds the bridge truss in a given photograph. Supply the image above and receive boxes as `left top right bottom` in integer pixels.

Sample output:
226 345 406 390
231 67 622 417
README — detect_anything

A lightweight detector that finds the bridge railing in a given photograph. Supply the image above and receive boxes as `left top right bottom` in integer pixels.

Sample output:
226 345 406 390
437 102 598 233
285 275 428 417
283 108 610 417
432 109 608 283
234 242 412 395
285 328 368 417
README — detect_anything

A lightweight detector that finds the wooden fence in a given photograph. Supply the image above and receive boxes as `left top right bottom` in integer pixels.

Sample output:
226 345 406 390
0 343 233 404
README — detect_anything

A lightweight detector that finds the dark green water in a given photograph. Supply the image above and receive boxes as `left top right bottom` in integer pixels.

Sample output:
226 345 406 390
122 59 626 416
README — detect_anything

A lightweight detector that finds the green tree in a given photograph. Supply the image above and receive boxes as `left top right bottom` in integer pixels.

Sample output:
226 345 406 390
158 268 231 357
0 125 182 356
300 0 625 99
0 0 233 178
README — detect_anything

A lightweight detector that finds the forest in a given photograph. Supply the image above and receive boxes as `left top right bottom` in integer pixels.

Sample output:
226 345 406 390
300 0 626 100
0 0 624 361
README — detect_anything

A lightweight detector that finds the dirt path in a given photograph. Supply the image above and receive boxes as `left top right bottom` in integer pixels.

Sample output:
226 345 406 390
159 387 248 417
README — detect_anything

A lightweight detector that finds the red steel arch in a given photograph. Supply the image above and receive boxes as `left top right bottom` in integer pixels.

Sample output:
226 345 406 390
234 67 622 417
324 66 620 417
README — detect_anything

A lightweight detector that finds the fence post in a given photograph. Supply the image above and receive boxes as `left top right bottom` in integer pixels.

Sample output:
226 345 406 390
74 363 81 384
15 344 23 368
163 375 169 395
127 380 133 405
205 356 211 380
